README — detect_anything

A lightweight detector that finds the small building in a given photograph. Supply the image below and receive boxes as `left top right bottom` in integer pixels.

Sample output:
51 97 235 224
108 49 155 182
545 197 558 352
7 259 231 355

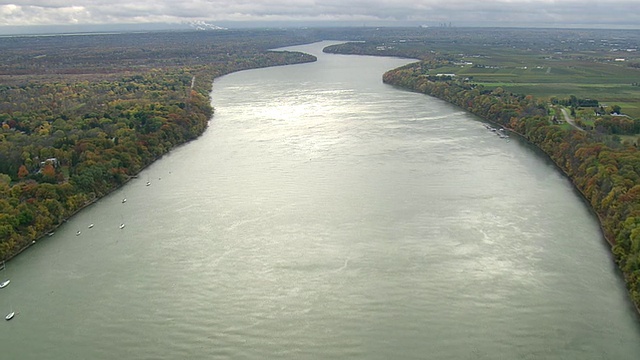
40 158 58 168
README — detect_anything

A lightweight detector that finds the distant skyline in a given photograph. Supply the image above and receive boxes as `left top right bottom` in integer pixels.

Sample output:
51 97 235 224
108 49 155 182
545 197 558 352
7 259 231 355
0 0 639 33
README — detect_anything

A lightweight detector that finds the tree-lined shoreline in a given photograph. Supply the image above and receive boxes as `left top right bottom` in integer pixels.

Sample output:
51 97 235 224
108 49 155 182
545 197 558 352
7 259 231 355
379 62 640 311
0 29 319 261
322 28 640 311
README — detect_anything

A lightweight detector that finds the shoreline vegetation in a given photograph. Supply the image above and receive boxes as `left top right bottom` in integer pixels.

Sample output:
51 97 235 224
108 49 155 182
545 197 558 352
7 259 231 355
0 29 319 262
381 69 640 313
2 27 640 314
323 34 640 312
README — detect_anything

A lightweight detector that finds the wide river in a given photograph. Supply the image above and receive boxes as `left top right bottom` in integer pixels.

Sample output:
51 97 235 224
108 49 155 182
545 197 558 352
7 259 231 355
2 41 640 359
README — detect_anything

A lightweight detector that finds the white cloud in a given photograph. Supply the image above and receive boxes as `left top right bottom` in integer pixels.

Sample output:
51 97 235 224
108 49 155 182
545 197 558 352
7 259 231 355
0 0 638 28
0 4 92 25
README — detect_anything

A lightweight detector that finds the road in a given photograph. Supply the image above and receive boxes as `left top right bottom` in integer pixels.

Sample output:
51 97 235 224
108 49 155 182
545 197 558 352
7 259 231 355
560 108 585 132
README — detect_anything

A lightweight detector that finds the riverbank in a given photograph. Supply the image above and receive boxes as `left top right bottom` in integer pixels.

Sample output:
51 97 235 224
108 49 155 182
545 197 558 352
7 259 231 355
5 167 150 262
0 45 318 263
473 120 640 316
382 67 640 313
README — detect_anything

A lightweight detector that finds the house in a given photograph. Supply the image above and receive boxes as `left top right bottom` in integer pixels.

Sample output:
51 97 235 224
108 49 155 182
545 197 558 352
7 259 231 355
40 158 58 168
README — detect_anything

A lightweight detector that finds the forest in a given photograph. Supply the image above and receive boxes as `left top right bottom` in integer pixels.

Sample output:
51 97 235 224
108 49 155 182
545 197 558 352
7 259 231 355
0 29 319 260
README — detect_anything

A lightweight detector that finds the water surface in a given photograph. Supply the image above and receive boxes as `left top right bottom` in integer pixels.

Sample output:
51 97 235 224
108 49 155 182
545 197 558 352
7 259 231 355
1 41 639 359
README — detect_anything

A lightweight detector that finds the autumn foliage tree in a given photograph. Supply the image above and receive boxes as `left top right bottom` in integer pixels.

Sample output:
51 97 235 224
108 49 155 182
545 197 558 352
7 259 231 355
17 165 28 179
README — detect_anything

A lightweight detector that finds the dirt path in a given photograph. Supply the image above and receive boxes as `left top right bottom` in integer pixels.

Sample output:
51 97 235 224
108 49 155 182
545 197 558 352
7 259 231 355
560 108 585 132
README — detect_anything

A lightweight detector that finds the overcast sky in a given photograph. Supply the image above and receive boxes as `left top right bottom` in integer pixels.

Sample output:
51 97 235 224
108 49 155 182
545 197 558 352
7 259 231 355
0 0 639 29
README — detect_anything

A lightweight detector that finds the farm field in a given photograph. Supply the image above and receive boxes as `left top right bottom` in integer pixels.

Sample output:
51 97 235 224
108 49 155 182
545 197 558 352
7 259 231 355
324 27 640 119
433 49 640 118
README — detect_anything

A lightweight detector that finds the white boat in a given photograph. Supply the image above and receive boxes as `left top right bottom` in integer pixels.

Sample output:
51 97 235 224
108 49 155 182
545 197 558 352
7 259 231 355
119 223 126 229
146 181 151 186
0 261 9 288
88 223 94 228
122 198 127 203
5 311 14 321
76 231 81 236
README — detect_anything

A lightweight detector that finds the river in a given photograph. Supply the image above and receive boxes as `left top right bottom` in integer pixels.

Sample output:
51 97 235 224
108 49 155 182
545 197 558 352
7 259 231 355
1 41 639 359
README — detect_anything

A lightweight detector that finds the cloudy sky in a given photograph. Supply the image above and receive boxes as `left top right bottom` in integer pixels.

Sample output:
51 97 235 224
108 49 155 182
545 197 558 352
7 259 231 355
0 0 638 29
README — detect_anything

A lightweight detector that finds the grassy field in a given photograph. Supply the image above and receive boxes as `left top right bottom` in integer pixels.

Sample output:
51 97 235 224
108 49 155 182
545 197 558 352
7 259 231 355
620 135 640 145
432 49 640 118
325 28 640 120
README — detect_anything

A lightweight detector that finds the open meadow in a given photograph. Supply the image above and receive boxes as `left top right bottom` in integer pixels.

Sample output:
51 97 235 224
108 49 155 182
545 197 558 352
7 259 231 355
431 37 640 118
